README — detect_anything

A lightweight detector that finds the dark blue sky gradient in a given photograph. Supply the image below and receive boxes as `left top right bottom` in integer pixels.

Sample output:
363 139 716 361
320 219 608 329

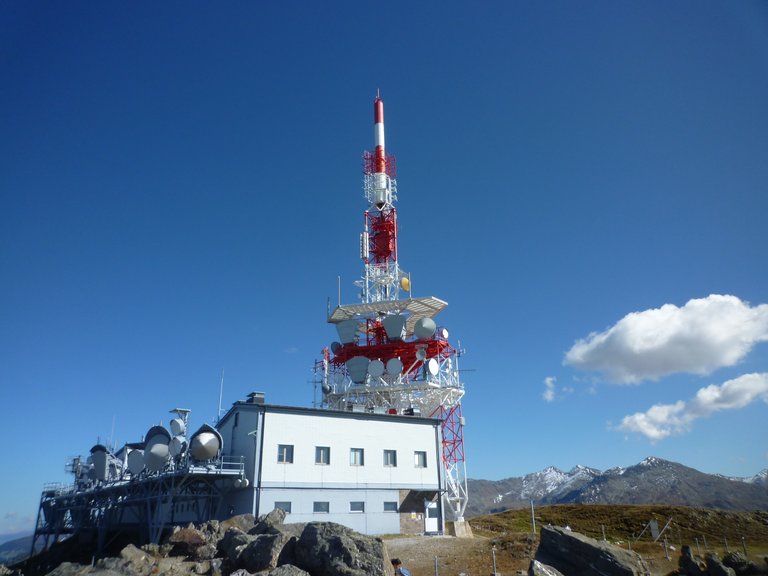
2 1 767 535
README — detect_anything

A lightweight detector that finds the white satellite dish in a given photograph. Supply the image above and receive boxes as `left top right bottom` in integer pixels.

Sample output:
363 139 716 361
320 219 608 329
143 426 171 472
127 449 144 476
189 424 223 461
170 418 186 436
414 317 436 340
415 348 427 361
386 357 403 375
426 358 439 376
368 359 385 378
145 441 170 472
440 327 449 339
170 435 187 457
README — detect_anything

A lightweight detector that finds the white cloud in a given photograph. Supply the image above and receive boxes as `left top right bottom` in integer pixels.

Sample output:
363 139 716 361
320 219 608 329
542 376 573 402
564 295 768 383
543 376 556 402
618 373 768 441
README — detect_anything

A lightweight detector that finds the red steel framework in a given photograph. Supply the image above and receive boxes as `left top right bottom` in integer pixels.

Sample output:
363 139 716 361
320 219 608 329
315 95 468 521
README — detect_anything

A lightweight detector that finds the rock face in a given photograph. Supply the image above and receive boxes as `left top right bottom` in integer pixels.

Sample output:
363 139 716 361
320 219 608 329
293 522 389 576
679 544 705 576
17 512 390 576
705 553 737 576
531 525 650 576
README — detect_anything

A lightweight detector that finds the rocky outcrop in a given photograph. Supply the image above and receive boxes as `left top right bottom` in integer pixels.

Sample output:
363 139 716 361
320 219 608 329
706 553 737 576
531 525 650 576
20 512 389 576
529 559 565 576
679 544 705 576
677 546 768 576
293 522 389 576
722 551 768 576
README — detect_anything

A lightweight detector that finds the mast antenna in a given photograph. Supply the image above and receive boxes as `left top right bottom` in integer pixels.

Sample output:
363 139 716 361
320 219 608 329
216 368 225 422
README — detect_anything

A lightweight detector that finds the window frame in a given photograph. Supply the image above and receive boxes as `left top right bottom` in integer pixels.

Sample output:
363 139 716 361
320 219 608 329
315 446 331 465
313 501 330 513
350 501 365 513
383 501 398 513
277 444 294 464
274 501 292 513
350 447 365 466
414 450 427 468
383 449 397 467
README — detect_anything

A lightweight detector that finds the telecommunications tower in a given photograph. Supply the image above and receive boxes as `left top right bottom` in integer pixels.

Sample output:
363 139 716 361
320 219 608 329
315 94 468 520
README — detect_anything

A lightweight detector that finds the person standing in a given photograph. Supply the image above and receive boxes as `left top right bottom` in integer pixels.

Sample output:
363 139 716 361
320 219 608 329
391 558 412 576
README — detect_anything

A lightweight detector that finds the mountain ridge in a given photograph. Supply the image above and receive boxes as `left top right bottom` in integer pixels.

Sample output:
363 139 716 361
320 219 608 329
466 456 768 517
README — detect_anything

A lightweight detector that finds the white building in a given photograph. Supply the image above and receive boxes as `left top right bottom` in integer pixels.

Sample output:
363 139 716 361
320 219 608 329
217 392 444 535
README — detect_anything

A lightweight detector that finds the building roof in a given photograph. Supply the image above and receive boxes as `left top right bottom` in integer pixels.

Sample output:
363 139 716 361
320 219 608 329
217 399 440 429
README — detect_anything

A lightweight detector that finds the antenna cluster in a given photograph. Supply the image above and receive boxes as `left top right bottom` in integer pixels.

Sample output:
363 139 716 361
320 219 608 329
314 95 469 520
66 408 233 490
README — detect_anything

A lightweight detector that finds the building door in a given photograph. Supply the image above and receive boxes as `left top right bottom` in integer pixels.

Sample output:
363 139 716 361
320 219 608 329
424 500 439 534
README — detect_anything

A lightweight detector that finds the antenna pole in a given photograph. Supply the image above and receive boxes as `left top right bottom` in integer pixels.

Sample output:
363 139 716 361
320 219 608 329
217 369 225 422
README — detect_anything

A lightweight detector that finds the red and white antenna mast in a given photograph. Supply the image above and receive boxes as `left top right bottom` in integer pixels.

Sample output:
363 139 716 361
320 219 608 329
315 94 469 521
360 94 402 303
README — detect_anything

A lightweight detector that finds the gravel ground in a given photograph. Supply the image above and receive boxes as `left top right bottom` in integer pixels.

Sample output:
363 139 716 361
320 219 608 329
384 534 534 576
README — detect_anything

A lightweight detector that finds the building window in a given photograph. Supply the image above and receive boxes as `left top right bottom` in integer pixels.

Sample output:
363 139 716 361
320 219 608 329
315 446 330 465
313 501 329 513
350 501 365 513
350 448 364 466
414 451 427 468
278 444 294 463
383 449 397 467
274 501 292 513
384 501 398 512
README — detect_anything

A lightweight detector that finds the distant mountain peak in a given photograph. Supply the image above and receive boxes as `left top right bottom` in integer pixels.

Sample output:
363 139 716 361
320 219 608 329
639 456 668 467
569 464 601 476
466 457 768 517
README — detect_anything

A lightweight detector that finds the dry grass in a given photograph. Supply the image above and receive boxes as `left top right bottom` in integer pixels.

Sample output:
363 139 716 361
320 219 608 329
385 505 768 576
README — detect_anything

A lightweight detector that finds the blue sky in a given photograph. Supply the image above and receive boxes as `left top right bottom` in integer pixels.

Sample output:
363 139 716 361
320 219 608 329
2 2 767 537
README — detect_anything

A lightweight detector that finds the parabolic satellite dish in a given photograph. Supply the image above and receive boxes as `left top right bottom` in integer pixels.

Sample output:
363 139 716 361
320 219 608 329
189 424 223 461
414 317 436 339
386 357 403 375
170 418 186 436
127 449 145 476
170 435 187 457
144 426 171 472
368 359 385 378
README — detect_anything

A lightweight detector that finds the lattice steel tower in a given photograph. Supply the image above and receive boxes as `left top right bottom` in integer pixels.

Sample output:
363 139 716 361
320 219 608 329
315 94 468 520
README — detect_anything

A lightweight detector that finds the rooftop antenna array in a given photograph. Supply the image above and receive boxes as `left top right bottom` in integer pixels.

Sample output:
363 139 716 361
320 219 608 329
314 94 469 521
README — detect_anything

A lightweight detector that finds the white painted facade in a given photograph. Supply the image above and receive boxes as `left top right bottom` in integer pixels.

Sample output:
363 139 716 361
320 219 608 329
216 397 444 535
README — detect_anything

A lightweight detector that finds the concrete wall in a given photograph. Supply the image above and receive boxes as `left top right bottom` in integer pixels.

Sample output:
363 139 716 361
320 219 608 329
259 487 402 534
259 409 440 490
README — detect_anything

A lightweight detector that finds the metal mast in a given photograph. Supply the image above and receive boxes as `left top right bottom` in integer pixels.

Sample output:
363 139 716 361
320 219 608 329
315 94 468 521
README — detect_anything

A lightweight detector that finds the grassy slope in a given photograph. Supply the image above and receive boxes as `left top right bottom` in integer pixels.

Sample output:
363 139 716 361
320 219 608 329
471 504 768 551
